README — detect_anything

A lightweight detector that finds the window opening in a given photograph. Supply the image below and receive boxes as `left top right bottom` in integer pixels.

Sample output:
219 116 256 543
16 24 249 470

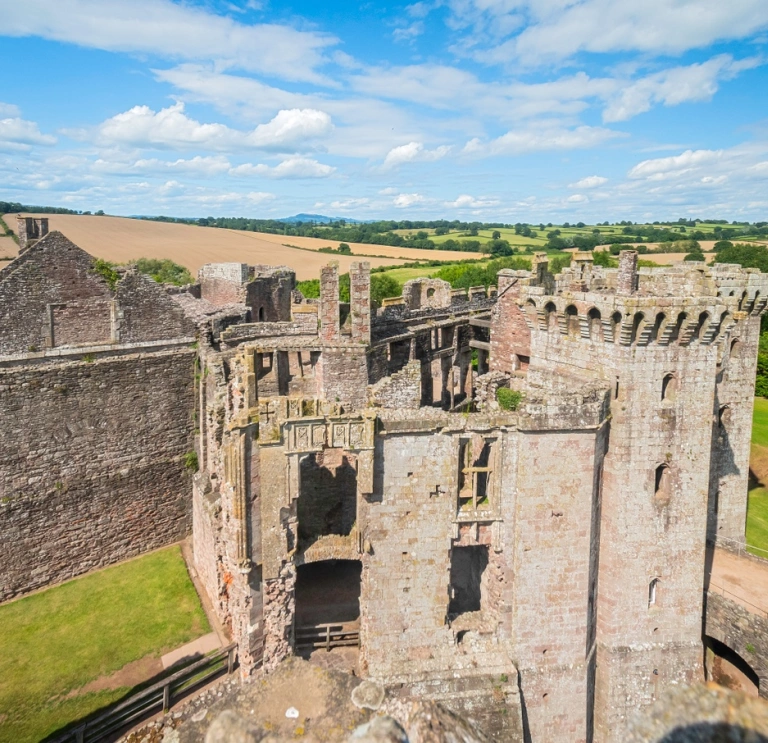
661 374 677 402
654 464 671 506
611 311 623 342
458 437 495 512
565 305 579 336
448 545 489 616
258 306 265 321
587 308 601 340
649 578 659 607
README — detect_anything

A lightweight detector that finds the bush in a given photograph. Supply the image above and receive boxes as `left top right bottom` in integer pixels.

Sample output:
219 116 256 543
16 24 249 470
131 258 194 286
370 273 401 304
183 451 199 472
496 387 523 411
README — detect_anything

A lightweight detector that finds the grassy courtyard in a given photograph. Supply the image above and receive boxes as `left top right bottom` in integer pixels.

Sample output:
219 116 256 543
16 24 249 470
0 545 209 743
747 398 768 556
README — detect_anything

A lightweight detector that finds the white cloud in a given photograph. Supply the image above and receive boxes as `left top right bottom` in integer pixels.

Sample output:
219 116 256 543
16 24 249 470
330 197 370 210
93 103 332 152
393 21 425 42
447 194 500 209
603 55 763 122
3 0 337 83
569 175 608 189
566 193 589 203
628 149 724 180
458 0 768 65
393 192 426 207
94 155 232 176
463 125 621 157
0 103 21 117
382 141 451 169
230 157 335 179
0 116 56 149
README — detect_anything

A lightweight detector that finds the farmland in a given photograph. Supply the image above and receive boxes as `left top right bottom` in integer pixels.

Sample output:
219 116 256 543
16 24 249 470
3 214 470 280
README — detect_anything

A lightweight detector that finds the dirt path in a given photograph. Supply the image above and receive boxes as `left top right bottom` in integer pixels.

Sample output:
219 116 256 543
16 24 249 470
709 548 768 615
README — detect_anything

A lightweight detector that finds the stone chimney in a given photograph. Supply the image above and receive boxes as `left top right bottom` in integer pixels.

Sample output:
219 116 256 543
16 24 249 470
319 262 340 342
17 216 48 251
349 261 371 344
617 250 638 296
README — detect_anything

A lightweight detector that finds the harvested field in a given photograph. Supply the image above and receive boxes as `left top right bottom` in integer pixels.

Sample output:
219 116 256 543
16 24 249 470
5 214 472 280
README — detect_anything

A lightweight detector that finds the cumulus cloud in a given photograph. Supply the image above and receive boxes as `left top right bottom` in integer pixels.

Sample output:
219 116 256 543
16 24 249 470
0 115 56 150
0 103 21 117
393 192 426 207
3 0 337 83
566 193 589 203
229 157 335 179
93 103 332 152
463 125 621 157
569 175 608 189
382 141 451 169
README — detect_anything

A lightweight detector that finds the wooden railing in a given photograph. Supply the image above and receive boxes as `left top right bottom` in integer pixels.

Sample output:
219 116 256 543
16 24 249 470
295 623 360 652
53 643 237 743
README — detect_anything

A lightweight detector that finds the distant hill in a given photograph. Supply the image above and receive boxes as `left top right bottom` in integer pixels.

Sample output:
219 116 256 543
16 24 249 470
277 213 369 224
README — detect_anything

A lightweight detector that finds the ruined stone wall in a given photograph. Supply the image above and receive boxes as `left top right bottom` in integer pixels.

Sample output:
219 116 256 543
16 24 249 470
368 359 421 409
199 263 249 306
512 425 604 743
709 315 762 545
0 232 116 354
0 346 196 599
245 272 294 323
116 269 195 342
490 270 531 375
316 347 368 409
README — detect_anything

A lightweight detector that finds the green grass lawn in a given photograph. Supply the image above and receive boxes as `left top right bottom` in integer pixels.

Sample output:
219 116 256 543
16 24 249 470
747 398 768 556
0 545 209 743
752 397 768 448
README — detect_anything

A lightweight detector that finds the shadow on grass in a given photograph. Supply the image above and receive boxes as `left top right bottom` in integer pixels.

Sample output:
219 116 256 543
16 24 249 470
41 649 228 743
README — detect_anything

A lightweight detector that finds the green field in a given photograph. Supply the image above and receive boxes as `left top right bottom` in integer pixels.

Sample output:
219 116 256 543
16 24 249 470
0 545 209 743
748 398 768 556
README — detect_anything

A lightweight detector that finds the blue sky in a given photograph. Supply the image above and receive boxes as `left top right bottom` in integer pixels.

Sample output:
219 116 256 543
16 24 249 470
1 0 768 222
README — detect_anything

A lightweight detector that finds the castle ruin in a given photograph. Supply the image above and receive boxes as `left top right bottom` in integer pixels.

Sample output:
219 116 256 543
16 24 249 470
1 228 767 742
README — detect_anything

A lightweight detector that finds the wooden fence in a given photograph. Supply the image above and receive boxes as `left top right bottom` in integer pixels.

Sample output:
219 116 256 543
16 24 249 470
295 623 360 652
53 643 238 743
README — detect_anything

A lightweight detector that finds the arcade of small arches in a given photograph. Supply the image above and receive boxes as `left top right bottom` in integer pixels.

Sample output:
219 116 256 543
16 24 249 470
520 299 755 348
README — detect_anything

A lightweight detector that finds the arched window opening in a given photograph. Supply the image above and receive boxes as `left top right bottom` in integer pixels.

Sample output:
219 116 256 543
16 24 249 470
661 373 677 402
752 291 762 313
691 312 710 342
525 299 537 327
654 464 671 507
650 313 666 343
587 308 602 340
729 290 736 297
738 291 748 311
427 287 436 298
611 311 623 343
258 307 265 322
565 304 579 337
544 302 558 331
669 312 688 343
728 338 742 363
648 578 659 607
630 312 645 344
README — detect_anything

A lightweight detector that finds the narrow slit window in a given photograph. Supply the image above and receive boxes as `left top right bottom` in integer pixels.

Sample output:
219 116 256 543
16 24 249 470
649 578 659 607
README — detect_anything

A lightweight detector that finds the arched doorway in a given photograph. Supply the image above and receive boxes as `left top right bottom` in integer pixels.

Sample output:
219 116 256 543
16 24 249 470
705 636 760 697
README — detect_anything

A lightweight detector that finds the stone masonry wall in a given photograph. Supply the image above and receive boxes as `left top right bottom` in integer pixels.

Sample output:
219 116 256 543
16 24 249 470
0 347 196 599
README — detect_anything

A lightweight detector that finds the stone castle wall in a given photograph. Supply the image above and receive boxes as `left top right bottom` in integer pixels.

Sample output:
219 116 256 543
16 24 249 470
0 346 196 599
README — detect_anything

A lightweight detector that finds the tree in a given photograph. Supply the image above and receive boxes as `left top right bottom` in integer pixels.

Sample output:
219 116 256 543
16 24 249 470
488 239 513 256
492 230 501 240
370 273 402 304
713 244 768 273
713 240 734 252
337 243 351 255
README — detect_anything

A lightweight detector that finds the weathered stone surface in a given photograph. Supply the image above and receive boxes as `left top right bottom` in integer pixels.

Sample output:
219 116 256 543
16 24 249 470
626 683 768 742
349 716 408 742
351 681 386 710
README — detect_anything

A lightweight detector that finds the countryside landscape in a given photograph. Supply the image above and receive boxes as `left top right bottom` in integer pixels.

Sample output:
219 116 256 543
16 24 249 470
4 0 768 741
